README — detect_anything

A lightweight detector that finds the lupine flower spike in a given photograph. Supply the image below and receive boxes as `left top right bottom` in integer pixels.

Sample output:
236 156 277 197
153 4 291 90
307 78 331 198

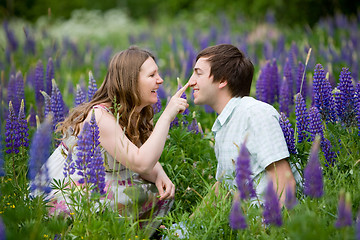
308 106 324 141
312 64 337 122
41 90 52 118
28 114 53 194
87 71 97 102
46 57 54 95
75 111 105 194
18 99 29 148
304 136 324 198
34 60 45 108
5 101 20 154
279 112 297 154
63 149 75 178
51 79 65 129
295 92 309 143
235 139 257 200
0 216 5 240
334 67 355 127
263 180 282 226
153 95 162 114
0 126 5 176
279 76 292 117
229 193 247 230
74 84 86 106
335 190 352 228
354 83 360 136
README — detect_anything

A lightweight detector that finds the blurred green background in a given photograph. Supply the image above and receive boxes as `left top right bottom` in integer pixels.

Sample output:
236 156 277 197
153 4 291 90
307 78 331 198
1 0 359 27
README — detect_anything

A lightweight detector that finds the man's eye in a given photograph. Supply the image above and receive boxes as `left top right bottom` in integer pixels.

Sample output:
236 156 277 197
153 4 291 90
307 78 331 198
150 74 155 77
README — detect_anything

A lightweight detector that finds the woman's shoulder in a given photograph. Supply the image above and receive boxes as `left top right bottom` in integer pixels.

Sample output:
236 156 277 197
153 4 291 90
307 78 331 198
92 104 112 114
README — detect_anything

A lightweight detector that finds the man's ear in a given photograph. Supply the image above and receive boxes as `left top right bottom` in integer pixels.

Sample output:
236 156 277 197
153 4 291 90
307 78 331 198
218 79 228 89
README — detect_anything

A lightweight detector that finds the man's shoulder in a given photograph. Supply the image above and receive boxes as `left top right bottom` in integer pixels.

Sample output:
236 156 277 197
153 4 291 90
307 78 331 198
233 97 277 116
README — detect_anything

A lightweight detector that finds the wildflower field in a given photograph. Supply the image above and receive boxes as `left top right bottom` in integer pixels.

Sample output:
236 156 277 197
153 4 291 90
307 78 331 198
0 9 360 239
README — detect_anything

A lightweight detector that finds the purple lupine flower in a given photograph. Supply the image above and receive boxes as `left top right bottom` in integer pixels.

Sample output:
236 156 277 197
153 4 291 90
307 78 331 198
46 58 54 95
235 140 257 200
89 110 100 150
295 93 310 143
75 122 93 184
5 101 20 154
74 84 86 107
355 83 360 136
304 136 323 198
263 180 282 226
279 112 297 154
256 61 275 104
153 95 162 114
334 67 356 126
28 105 37 127
87 71 97 102
0 215 5 239
28 115 53 194
296 61 307 97
170 116 179 129
204 104 214 113
187 118 200 134
34 60 45 109
279 77 292 117
51 80 65 129
320 138 336 167
283 58 294 104
18 99 29 148
271 59 280 102
3 21 18 52
335 191 352 228
63 149 75 178
229 194 247 229
23 27 36 55
87 145 106 195
157 85 167 100
0 126 5 176
76 111 105 194
312 64 337 122
308 106 324 141
6 74 16 113
284 184 297 210
14 71 25 114
41 91 51 118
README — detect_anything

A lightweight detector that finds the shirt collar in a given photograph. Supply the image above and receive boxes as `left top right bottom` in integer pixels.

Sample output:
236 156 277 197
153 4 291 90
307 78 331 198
212 97 242 133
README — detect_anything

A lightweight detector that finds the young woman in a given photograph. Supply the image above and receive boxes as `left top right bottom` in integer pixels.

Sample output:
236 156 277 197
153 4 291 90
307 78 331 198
42 46 189 234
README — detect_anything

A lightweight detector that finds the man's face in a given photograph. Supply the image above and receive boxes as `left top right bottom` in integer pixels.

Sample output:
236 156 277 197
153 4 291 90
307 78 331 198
189 57 219 106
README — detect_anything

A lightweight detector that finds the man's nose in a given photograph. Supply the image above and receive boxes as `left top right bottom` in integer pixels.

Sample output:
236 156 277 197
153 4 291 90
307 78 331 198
188 75 196 87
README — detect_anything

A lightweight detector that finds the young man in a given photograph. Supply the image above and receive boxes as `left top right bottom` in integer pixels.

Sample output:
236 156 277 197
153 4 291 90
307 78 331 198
189 44 299 204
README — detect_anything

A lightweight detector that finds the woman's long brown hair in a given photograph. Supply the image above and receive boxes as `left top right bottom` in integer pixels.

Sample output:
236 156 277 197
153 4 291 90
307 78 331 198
57 46 155 146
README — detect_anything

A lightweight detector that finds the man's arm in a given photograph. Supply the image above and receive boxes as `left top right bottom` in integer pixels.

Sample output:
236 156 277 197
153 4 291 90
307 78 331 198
265 159 296 206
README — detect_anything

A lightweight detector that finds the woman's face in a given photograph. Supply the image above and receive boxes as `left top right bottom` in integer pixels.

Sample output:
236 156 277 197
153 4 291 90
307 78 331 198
137 57 164 109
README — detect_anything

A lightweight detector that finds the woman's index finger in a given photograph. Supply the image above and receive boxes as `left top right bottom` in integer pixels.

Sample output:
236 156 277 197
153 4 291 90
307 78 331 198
174 81 190 97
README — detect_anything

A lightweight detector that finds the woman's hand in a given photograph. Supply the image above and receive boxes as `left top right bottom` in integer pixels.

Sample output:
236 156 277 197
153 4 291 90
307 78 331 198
161 82 190 122
155 170 175 200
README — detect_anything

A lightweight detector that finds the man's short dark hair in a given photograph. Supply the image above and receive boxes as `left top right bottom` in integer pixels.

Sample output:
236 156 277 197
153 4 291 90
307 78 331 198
196 44 254 97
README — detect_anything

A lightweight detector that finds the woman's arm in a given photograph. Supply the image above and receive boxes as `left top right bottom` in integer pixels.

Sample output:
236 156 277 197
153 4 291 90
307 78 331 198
140 162 175 200
91 82 190 175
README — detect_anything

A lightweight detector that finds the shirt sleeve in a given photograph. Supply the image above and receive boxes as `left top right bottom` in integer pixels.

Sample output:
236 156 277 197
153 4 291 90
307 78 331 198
246 104 290 176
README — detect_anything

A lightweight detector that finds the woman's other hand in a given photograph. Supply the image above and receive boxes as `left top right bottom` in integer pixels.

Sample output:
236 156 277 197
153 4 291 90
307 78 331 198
155 170 175 200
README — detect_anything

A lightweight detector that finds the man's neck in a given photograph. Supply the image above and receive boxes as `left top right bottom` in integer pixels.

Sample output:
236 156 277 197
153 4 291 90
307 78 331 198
212 93 232 115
